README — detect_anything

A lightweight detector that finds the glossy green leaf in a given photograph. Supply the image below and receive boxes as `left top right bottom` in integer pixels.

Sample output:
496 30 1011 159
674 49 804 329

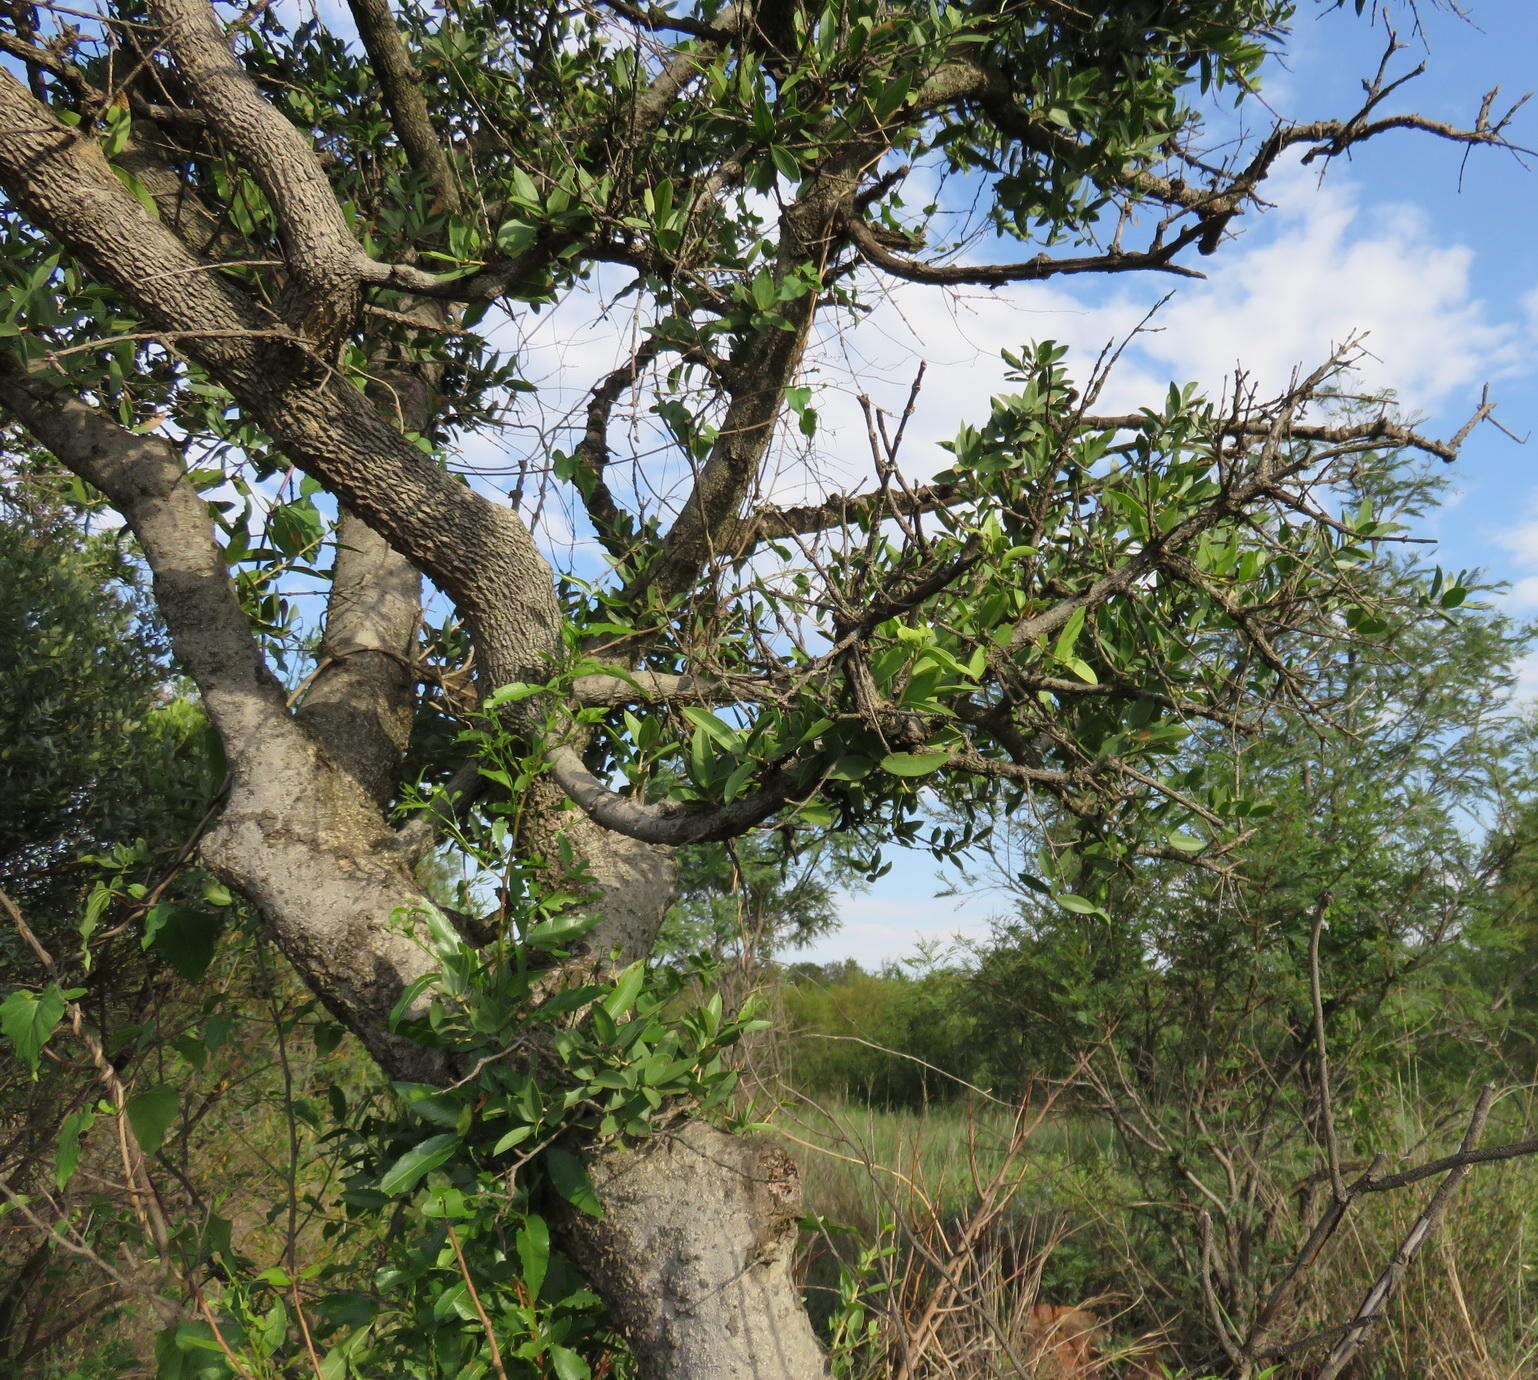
881 751 950 777
379 1133 458 1196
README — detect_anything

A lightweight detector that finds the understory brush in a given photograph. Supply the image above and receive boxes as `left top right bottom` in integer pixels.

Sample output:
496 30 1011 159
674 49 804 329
778 1087 1538 1379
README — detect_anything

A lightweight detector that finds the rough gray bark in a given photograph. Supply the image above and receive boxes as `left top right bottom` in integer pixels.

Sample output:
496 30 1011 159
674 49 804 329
0 10 833 1373
0 71 565 701
0 84 824 1368
568 1121 830 1379
0 359 445 1075
295 514 420 809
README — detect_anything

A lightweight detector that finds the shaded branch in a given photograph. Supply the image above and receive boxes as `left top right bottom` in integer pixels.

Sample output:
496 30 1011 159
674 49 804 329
546 745 800 846
569 670 776 706
1315 1085 1496 1379
843 210 1205 286
346 0 463 214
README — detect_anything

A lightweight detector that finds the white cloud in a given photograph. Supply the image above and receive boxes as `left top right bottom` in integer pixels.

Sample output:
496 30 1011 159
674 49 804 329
787 153 1531 513
1122 166 1524 410
1492 502 1538 614
1512 650 1538 705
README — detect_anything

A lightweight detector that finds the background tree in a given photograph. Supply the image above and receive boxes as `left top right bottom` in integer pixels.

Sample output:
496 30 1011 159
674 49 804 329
949 447 1538 1365
0 1 1525 1375
658 833 863 965
0 470 211 931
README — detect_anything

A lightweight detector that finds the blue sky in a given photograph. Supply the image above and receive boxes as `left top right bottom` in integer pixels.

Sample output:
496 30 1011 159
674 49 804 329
787 0 1538 967
23 0 1529 966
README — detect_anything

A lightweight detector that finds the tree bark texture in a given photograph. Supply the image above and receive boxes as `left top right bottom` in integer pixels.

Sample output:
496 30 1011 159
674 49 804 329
569 1121 829 1379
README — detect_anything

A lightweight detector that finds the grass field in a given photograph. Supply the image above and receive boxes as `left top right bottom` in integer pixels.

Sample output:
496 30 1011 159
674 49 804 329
766 1091 1538 1379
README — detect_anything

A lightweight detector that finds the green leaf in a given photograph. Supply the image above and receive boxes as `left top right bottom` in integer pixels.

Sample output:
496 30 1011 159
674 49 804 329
312 1021 345 1057
0 986 66 1075
1053 605 1087 663
1061 655 1098 686
100 97 133 158
269 499 323 557
1166 832 1205 854
380 1132 458 1196
260 1300 288 1353
516 1213 550 1298
769 144 801 181
522 911 601 951
484 681 546 707
680 706 742 750
550 1345 590 1380
880 751 950 777
546 1146 603 1217
1054 893 1104 917
601 961 646 1021
392 1083 464 1128
722 757 759 801
491 1124 533 1156
56 1109 94 1191
432 1281 473 1322
496 219 537 257
125 1084 179 1154
142 903 225 981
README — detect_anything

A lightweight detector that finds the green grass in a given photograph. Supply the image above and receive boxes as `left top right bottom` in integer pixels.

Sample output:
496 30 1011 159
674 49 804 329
776 1094 1118 1229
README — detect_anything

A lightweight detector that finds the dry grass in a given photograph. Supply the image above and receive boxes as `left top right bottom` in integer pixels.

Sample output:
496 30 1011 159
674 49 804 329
774 1091 1538 1379
778 1093 1169 1377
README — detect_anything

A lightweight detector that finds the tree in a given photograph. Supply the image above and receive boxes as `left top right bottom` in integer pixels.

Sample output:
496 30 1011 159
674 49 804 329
0 1 1523 1373
953 450 1538 1365
0 472 210 931
658 833 862 965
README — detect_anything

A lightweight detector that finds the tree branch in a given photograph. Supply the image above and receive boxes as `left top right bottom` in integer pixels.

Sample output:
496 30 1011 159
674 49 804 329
842 211 1206 286
295 514 421 808
546 746 801 846
346 0 462 214
0 68 563 700
0 353 291 759
144 0 367 343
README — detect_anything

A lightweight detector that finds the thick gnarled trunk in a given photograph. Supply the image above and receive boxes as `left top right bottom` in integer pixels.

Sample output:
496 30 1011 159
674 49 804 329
210 759 825 1378
569 1122 829 1379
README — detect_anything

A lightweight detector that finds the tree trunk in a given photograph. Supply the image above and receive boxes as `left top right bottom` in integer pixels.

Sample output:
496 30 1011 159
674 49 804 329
567 1121 830 1379
210 774 826 1378
522 811 830 1377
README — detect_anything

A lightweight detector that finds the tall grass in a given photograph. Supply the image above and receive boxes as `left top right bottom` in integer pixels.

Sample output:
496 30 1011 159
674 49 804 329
772 1089 1538 1378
